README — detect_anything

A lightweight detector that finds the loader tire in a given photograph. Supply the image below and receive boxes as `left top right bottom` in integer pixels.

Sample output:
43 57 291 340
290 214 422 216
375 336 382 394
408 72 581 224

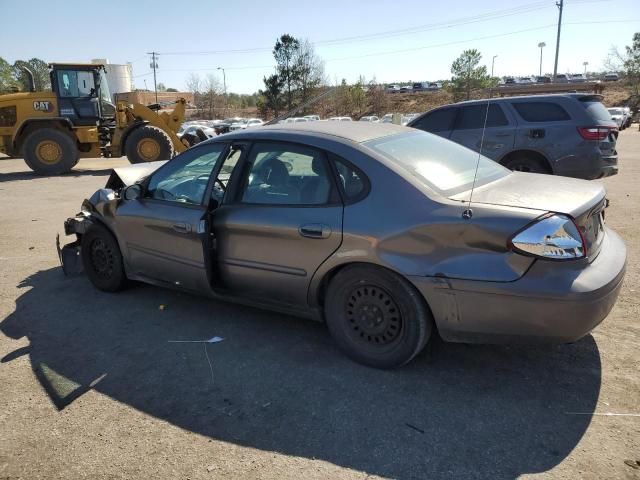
125 125 174 164
23 128 78 175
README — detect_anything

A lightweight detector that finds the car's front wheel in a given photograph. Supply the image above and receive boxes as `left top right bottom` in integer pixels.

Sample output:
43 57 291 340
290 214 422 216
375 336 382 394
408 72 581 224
81 224 128 292
325 265 433 368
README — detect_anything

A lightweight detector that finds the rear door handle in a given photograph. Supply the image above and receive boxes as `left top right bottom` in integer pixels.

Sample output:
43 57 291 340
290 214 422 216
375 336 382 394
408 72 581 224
494 133 511 137
172 222 192 234
299 224 331 239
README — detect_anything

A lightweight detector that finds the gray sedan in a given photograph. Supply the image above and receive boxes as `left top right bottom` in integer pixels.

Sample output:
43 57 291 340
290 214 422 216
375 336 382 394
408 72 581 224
59 122 626 368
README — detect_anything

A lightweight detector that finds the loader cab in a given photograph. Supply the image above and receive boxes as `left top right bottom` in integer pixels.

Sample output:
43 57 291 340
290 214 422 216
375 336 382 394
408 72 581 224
50 64 115 126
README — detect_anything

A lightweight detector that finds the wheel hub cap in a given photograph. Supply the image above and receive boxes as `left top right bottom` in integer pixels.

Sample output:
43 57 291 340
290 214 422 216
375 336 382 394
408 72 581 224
346 286 401 345
90 239 114 279
137 138 160 161
36 140 62 164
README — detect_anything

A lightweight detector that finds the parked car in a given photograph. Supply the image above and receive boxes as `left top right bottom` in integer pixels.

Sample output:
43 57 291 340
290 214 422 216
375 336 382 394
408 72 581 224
286 117 309 123
304 115 321 121
359 116 379 122
607 108 626 129
518 77 535 84
504 77 516 85
622 107 632 128
386 84 401 93
400 85 413 93
229 118 264 131
214 117 244 135
60 122 626 368
427 82 442 90
381 114 394 123
412 82 428 92
408 93 618 179
177 124 216 142
328 116 353 122
536 76 552 84
554 74 569 83
604 73 619 82
569 74 587 83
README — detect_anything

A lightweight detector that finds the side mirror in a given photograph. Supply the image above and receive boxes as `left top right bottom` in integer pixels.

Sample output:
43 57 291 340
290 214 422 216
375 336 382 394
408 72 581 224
124 184 143 200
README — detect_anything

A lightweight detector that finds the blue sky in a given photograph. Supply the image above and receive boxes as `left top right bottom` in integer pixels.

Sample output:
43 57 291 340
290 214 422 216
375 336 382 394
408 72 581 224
2 0 638 93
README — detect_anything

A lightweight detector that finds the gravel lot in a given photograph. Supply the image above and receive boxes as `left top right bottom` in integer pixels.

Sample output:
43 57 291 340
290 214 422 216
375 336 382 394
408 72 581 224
0 130 638 480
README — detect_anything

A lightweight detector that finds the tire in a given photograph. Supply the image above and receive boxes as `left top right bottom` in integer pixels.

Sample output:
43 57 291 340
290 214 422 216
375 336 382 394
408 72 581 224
503 154 550 174
325 265 433 369
22 128 78 175
125 125 174 164
81 223 128 292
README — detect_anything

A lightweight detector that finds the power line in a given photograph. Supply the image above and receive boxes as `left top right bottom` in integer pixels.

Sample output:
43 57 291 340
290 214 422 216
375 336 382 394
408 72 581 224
156 0 595 56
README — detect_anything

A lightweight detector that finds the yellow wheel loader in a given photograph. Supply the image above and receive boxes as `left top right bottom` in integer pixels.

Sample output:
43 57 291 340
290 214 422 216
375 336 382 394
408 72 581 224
0 63 188 175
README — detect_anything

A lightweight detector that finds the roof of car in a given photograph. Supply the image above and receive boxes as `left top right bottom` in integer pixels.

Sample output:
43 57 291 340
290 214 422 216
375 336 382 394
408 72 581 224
450 93 602 106
218 121 409 143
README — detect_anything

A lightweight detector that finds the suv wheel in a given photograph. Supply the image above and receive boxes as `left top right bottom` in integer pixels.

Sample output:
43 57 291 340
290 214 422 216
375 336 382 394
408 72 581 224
325 265 433 368
503 155 550 174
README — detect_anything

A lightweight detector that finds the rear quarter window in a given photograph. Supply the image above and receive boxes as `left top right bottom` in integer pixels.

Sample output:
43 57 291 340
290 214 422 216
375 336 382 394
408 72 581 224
586 101 616 123
512 102 571 122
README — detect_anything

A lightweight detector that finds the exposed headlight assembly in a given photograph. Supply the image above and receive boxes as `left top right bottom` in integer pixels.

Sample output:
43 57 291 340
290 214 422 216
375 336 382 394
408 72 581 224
509 214 586 260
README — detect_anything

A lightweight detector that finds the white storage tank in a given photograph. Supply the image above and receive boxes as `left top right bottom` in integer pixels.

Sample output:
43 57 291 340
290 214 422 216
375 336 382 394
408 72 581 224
91 59 133 101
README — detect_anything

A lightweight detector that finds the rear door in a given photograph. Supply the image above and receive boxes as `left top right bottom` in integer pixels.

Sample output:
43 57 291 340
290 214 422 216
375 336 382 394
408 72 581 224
409 107 457 139
449 103 514 160
114 143 227 292
213 141 343 307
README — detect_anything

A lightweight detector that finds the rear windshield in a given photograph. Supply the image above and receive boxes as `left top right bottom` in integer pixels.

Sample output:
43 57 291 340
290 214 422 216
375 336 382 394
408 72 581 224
584 101 615 123
363 131 509 196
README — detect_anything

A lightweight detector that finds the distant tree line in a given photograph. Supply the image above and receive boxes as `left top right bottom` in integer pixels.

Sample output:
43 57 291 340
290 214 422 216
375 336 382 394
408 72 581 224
0 57 50 93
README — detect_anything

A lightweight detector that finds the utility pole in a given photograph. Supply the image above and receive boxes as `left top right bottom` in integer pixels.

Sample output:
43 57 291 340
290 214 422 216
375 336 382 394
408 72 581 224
538 42 546 77
148 51 159 103
552 0 563 81
217 67 227 116
491 55 498 77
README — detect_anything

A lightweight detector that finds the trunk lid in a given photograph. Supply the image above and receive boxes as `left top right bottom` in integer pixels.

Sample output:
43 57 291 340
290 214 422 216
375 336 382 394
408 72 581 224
452 172 607 259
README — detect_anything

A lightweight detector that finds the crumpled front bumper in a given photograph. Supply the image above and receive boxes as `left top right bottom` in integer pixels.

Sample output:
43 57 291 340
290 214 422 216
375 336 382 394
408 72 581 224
56 215 94 275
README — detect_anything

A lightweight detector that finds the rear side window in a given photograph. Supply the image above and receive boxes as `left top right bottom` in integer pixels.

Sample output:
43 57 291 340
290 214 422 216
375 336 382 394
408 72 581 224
512 102 571 122
455 104 509 129
411 108 457 132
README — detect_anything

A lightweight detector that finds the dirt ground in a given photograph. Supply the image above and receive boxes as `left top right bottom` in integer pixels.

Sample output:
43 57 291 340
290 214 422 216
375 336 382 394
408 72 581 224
0 130 639 480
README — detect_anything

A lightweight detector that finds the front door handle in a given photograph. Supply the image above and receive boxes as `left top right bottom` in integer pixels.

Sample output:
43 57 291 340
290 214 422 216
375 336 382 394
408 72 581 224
299 223 331 239
172 222 192 234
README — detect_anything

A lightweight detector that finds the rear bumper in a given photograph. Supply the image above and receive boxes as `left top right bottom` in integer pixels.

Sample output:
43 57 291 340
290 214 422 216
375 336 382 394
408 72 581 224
409 228 626 343
554 152 618 180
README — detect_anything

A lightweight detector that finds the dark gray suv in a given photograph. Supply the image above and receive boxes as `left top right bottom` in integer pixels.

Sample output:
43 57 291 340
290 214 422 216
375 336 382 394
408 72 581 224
407 94 618 179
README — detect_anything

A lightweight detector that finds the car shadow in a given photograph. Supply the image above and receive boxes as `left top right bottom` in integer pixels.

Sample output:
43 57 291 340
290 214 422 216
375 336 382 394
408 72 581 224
0 168 114 183
1 268 602 479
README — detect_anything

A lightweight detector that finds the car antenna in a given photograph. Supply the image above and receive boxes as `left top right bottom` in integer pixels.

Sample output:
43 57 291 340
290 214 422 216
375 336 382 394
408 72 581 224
463 96 492 220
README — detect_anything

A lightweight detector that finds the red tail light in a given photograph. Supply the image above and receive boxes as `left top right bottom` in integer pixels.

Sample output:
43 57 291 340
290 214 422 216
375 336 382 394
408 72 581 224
577 126 616 141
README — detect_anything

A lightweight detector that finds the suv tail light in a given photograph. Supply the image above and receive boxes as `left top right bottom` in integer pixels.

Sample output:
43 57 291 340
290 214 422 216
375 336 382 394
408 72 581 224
577 126 616 141
509 214 587 260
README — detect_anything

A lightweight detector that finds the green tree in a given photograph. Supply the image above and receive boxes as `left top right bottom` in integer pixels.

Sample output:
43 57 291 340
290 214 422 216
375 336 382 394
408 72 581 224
0 57 16 92
166 87 178 92
273 34 300 111
448 49 490 101
260 74 284 116
157 82 167 92
13 58 50 91
623 32 640 95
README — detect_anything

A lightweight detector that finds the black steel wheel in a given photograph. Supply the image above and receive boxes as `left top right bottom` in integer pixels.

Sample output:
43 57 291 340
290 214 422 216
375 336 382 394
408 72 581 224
81 223 127 292
325 265 433 368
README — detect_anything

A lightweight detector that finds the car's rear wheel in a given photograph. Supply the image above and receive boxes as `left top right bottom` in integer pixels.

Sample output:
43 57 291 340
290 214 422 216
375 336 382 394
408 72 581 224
325 265 433 368
503 155 550 174
81 224 127 292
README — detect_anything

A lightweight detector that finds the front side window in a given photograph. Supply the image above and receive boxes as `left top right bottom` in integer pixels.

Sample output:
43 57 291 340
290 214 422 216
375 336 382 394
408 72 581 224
411 108 457 133
455 104 509 130
240 142 332 205
364 131 509 196
147 144 225 204
57 70 96 98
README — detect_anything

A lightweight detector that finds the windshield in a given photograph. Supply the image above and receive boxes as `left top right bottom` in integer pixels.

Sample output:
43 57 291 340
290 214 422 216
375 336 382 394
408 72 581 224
363 131 509 196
